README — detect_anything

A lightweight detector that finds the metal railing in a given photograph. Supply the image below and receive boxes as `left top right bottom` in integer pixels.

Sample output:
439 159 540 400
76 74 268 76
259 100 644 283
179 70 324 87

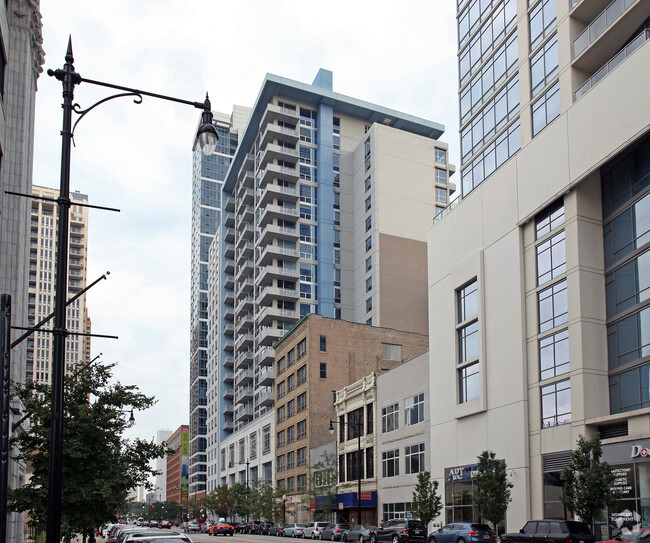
573 0 637 58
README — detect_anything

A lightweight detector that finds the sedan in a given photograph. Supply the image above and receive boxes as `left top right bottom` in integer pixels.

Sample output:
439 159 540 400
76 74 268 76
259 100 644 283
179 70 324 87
211 522 235 537
321 524 351 541
285 524 308 538
270 524 289 537
344 526 377 543
428 523 495 543
184 522 201 533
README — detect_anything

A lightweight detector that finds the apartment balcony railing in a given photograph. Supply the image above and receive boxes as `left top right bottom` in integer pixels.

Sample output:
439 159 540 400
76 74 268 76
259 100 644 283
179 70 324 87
258 223 298 246
260 103 299 128
235 349 253 371
256 264 300 286
257 306 298 327
573 0 636 58
235 313 254 333
257 183 298 207
257 326 285 347
257 388 274 407
257 244 299 267
224 257 235 274
222 386 234 400
238 168 254 188
259 143 300 169
236 277 254 296
223 355 234 368
235 386 254 404
234 403 254 421
258 203 299 228
256 346 275 367
575 29 650 100
235 332 254 351
259 164 299 188
258 366 276 387
256 285 299 307
235 368 254 385
242 152 254 171
222 370 234 383
260 123 299 147
224 211 235 227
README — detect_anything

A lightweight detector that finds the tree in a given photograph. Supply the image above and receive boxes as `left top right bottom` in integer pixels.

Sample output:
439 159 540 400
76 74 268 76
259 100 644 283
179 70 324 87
205 485 234 521
302 451 340 521
561 434 617 526
411 471 443 531
232 483 252 521
249 480 280 521
8 361 169 541
473 451 513 533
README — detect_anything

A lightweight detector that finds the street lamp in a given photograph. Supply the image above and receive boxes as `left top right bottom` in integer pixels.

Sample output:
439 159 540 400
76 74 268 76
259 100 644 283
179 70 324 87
282 494 286 524
44 38 219 543
330 418 363 526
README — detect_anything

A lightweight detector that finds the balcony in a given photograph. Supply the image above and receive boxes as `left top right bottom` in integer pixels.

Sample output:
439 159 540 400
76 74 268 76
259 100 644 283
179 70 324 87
258 143 300 169
224 212 235 227
223 339 234 352
260 103 299 127
223 289 234 305
258 306 299 327
223 355 234 368
572 0 647 72
256 285 299 307
238 168 254 188
575 29 650 100
236 277 254 296
223 322 234 336
224 257 235 274
223 418 233 431
235 349 253 371
222 370 234 383
256 346 275 367
235 403 254 422
235 386 253 404
243 152 254 171
257 388 275 407
257 264 299 287
224 274 235 290
236 224 254 247
257 243 299 267
237 242 253 264
222 387 234 400
260 123 299 148
235 368 254 385
224 227 235 243
235 332 254 351
235 313 254 333
258 203 299 228
237 188 254 211
235 260 253 284
258 223 298 246
259 163 299 187
257 182 298 207
224 304 234 321
225 197 235 212
257 326 285 346
258 366 276 386
223 242 235 259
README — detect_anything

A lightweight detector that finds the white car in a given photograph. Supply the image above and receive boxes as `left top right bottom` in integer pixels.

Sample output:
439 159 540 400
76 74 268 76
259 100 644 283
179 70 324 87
304 523 330 539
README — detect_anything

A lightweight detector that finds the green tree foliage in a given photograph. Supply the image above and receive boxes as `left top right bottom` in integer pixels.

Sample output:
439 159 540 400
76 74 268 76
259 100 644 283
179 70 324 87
8 362 169 540
473 451 513 533
561 434 617 526
249 480 280 521
232 483 252 520
205 485 235 521
186 497 207 520
411 471 443 530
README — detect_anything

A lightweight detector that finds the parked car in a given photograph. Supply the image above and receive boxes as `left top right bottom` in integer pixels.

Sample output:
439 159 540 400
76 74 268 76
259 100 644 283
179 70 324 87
500 520 595 543
285 524 308 538
305 523 331 540
320 524 352 541
270 524 289 537
126 535 191 543
602 528 650 543
201 522 214 534
211 520 235 536
344 526 377 543
371 519 426 543
429 523 495 543
255 522 275 535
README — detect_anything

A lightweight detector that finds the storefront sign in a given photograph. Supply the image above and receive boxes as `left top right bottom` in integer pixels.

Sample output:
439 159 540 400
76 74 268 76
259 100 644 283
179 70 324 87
631 446 650 458
445 464 478 481
610 465 634 499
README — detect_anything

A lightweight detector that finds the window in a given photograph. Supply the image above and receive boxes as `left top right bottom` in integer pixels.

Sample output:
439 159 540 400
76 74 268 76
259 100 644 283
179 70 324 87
457 280 480 403
320 362 327 378
606 250 650 318
297 365 307 384
365 195 372 211
297 419 307 439
540 329 570 380
366 215 372 231
287 373 295 391
298 447 307 466
277 405 286 423
532 81 560 136
297 474 307 492
541 379 571 427
435 168 447 184
366 276 372 292
277 430 286 448
530 34 558 98
382 449 400 477
607 306 650 370
298 392 307 412
366 447 374 478
436 188 448 203
435 148 447 164
382 403 399 433
366 297 373 312
288 349 295 366
263 426 271 453
367 404 374 434
538 279 568 333
287 477 295 493
277 380 286 398
298 338 306 358
250 433 257 458
277 455 285 471
288 399 295 417
366 256 372 272
287 425 295 443
529 0 556 51
365 176 372 192
537 230 566 285
536 198 564 239
405 443 425 474
287 450 295 468
320 335 327 352
405 393 425 426
366 236 372 252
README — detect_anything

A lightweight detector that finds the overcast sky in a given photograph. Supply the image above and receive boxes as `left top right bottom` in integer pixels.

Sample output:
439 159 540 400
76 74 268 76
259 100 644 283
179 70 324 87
32 1 460 446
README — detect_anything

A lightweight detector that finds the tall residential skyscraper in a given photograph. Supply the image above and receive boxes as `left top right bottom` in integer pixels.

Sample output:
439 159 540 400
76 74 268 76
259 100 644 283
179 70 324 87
203 69 455 492
189 106 250 498
27 187 90 383
0 2 44 541
425 0 650 531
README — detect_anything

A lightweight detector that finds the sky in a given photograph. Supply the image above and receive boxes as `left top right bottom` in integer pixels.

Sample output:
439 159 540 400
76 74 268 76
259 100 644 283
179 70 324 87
32 1 460 446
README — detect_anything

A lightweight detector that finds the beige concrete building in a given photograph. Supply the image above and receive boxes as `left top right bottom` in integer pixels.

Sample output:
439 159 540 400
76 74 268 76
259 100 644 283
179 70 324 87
272 314 428 523
426 0 650 536
27 186 90 383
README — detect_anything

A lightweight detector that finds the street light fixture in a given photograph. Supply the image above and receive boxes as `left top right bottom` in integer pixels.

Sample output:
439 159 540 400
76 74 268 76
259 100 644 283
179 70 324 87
44 38 219 543
329 418 363 526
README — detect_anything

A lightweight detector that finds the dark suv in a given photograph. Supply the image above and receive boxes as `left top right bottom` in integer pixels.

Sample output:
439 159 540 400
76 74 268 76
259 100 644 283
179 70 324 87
500 520 595 543
371 519 427 543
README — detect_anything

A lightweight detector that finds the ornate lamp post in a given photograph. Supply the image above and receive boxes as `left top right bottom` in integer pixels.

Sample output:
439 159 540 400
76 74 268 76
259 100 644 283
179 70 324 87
45 38 218 543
